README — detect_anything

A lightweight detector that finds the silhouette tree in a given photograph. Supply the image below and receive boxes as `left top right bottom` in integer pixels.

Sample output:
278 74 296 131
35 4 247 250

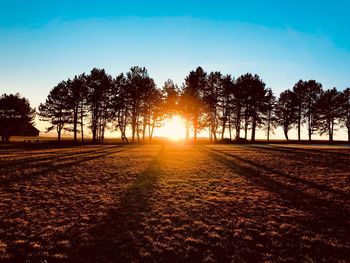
219 75 234 140
0 93 36 142
316 88 343 141
203 72 223 141
86 68 113 143
67 74 87 143
125 66 155 142
35 66 350 143
275 90 298 140
162 79 180 118
139 78 161 140
39 82 71 141
79 74 89 143
146 87 164 140
110 73 130 142
261 88 277 142
340 88 350 142
303 80 323 141
231 76 246 140
236 73 267 141
293 80 306 141
159 79 180 139
182 67 207 141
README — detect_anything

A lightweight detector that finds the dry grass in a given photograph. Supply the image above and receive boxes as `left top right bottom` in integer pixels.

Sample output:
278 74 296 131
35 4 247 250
0 143 349 262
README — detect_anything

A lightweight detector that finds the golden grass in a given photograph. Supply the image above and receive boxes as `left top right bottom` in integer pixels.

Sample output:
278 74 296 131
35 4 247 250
0 143 349 262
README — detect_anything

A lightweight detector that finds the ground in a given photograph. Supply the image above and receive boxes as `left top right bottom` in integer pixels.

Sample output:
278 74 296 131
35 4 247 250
0 143 349 262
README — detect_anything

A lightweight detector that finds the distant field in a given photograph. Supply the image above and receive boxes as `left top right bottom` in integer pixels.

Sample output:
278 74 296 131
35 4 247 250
0 144 349 262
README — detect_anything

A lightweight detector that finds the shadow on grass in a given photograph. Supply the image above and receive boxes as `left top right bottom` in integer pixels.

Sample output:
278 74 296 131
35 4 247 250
249 144 350 165
214 145 350 201
199 145 350 260
67 145 166 262
1 145 139 262
0 145 122 170
0 145 136 186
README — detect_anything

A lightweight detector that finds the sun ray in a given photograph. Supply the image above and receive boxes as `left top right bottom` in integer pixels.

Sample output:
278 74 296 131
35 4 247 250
159 115 186 141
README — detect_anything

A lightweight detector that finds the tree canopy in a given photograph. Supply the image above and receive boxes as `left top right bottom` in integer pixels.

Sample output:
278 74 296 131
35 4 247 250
3 66 350 143
0 93 36 142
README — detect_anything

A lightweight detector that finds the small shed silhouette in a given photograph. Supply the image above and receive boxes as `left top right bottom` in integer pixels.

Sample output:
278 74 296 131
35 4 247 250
16 124 40 137
0 123 40 142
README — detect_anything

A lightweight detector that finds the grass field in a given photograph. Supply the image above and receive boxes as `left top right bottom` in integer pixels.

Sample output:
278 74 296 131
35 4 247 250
0 143 349 262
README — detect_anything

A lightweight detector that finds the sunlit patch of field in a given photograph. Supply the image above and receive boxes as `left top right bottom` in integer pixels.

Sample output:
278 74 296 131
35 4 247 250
0 144 349 262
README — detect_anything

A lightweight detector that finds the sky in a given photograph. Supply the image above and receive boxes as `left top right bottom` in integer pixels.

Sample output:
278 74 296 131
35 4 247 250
1 0 350 139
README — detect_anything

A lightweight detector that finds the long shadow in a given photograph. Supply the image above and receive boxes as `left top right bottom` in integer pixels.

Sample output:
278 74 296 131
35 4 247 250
0 145 137 187
66 145 166 262
206 146 350 201
0 145 120 170
249 144 350 165
273 144 350 157
199 146 350 231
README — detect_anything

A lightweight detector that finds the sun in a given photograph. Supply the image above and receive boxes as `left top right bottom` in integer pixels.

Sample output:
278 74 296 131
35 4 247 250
160 115 186 141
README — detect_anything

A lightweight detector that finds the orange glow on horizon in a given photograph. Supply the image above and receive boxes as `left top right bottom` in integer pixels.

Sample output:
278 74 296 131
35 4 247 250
158 115 186 141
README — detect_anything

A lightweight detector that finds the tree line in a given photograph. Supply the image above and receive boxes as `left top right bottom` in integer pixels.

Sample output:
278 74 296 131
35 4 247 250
1 66 350 143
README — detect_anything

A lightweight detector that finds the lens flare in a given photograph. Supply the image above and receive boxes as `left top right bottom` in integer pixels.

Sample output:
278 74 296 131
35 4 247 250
160 115 186 141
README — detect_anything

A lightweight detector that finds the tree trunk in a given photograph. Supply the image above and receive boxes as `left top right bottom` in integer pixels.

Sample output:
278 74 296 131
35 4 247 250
150 122 155 140
81 114 84 143
221 115 226 139
329 120 334 142
212 126 217 141
148 121 151 141
244 121 248 140
73 108 78 143
136 117 140 142
92 106 98 143
80 100 84 143
185 117 190 140
142 127 145 141
297 107 301 141
131 116 136 142
193 116 198 142
284 128 289 141
229 120 232 141
235 106 241 140
251 111 256 142
308 112 312 141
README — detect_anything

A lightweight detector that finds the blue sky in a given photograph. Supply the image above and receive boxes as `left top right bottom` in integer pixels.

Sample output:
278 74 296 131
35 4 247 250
0 1 350 139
